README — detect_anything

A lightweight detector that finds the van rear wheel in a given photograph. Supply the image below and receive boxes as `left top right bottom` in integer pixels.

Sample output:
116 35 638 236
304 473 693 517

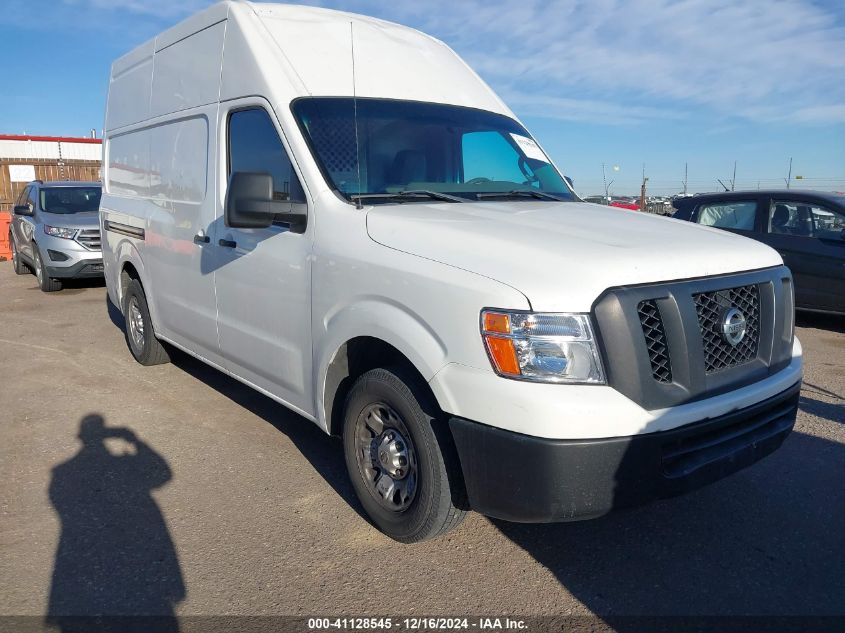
342 367 466 543
123 278 170 366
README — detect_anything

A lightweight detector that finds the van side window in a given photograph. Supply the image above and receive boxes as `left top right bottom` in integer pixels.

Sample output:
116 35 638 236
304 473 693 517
695 201 757 231
228 108 304 204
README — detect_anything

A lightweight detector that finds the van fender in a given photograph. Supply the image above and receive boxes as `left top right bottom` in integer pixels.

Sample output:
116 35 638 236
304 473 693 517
113 240 161 327
314 298 449 432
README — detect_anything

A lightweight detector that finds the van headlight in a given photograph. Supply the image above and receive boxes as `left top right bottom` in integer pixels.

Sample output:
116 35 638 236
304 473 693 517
44 225 77 239
481 310 605 384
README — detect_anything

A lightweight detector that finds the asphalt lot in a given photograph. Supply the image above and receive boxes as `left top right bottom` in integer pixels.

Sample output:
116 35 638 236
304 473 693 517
1 260 843 620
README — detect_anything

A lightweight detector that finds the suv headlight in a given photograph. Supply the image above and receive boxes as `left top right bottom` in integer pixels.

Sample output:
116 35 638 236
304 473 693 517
481 310 605 384
43 225 77 239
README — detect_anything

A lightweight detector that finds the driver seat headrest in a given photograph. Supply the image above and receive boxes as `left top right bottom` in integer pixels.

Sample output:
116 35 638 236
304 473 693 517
772 204 790 229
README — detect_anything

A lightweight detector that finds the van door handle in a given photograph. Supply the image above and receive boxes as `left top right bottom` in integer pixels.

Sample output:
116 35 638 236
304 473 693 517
218 238 237 248
193 233 210 244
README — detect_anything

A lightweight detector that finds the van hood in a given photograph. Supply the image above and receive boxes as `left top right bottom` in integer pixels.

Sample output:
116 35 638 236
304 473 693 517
39 211 100 230
365 201 783 312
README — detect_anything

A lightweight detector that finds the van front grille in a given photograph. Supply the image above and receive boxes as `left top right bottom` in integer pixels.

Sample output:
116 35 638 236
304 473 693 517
592 267 793 411
638 300 672 383
693 284 760 374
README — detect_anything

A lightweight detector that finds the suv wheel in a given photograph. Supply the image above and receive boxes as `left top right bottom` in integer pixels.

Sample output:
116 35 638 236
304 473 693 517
123 278 170 366
343 367 466 542
33 246 62 292
10 233 28 275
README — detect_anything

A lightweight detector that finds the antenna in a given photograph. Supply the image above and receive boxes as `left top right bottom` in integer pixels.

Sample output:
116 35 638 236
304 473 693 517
717 178 730 192
350 22 363 210
785 157 793 189
731 160 736 191
601 163 608 201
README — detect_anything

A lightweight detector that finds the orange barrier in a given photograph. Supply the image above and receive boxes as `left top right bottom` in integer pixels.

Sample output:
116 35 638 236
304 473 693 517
0 212 12 260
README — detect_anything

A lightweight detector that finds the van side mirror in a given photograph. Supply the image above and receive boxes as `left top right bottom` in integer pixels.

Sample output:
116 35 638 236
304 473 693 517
13 204 33 216
224 172 306 232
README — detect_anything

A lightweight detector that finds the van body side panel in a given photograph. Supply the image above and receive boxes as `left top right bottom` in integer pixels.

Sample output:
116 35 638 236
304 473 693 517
105 41 154 131
150 22 227 119
144 110 221 361
130 20 226 362
102 18 226 367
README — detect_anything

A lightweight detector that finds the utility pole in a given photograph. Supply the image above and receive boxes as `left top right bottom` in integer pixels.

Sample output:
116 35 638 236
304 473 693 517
602 163 608 201
731 161 736 191
640 164 648 212
785 157 793 189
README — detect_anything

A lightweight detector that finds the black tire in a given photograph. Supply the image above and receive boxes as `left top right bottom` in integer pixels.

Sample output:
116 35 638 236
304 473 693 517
343 366 466 543
10 233 28 275
122 278 170 366
33 246 62 292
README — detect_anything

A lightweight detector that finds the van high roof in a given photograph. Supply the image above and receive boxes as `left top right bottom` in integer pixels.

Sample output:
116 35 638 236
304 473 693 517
106 1 511 133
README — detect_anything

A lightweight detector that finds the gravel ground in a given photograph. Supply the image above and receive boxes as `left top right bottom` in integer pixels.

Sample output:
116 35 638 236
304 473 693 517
1 262 843 621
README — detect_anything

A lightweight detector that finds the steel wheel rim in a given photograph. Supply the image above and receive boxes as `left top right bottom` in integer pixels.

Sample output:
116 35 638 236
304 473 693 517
34 251 43 284
355 402 418 512
127 297 145 349
11 238 17 265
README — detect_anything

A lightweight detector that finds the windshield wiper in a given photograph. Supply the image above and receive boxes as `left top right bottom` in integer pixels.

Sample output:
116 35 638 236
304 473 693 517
351 190 465 204
475 190 566 202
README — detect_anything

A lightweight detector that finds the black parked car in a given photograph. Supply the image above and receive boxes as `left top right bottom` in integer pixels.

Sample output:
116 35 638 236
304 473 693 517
673 190 845 315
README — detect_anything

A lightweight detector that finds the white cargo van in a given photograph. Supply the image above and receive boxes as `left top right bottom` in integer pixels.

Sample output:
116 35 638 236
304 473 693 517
101 1 803 542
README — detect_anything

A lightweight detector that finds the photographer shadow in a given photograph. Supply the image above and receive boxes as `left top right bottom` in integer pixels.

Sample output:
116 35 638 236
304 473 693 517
46 415 184 632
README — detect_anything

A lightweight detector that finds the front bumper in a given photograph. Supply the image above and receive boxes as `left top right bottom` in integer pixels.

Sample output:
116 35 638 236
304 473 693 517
37 231 102 279
46 258 103 279
449 381 800 523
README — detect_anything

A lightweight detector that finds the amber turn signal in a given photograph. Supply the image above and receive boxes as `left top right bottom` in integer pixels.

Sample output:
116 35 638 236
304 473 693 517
484 335 520 376
483 311 511 334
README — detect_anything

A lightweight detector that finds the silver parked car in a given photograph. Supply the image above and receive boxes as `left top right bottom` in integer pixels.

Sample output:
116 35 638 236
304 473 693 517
9 180 103 292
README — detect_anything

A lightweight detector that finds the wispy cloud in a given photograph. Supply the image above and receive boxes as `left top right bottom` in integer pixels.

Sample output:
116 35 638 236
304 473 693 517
499 93 687 125
13 0 845 126
60 0 213 19
309 0 845 125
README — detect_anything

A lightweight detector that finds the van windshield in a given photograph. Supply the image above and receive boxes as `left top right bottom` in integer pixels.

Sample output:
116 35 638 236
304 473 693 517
40 187 102 214
292 97 575 203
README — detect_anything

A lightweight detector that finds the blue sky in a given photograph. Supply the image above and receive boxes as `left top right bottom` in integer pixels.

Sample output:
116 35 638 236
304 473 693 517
2 0 844 196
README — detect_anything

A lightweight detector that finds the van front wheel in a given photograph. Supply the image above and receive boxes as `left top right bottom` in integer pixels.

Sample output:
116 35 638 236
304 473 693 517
342 367 466 542
123 278 170 366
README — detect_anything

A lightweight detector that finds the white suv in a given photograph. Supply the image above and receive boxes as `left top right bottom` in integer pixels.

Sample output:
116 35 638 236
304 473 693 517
100 2 802 542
